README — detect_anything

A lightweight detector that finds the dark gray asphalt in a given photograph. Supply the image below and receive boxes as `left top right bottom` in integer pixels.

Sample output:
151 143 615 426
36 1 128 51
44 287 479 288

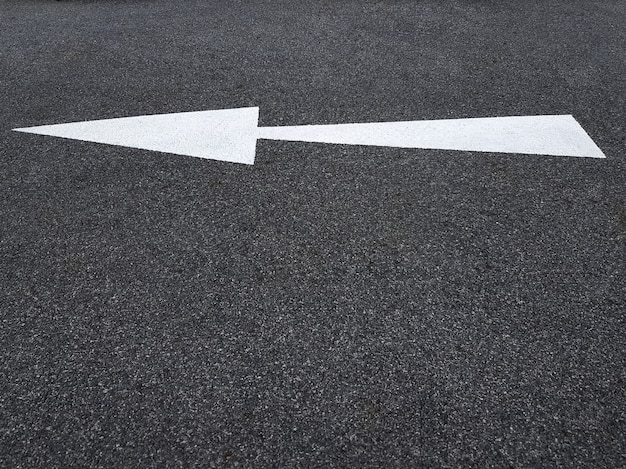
1 1 625 467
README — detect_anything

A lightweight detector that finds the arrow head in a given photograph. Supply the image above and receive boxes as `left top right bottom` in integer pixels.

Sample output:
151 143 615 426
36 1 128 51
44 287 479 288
14 107 260 164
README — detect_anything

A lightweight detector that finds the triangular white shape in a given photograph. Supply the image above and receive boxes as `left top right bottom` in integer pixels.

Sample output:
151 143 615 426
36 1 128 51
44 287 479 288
258 115 605 158
14 107 260 164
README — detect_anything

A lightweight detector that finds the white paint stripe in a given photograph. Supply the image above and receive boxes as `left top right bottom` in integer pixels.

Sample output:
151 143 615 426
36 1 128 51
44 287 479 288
258 115 605 158
14 109 605 163
14 107 260 165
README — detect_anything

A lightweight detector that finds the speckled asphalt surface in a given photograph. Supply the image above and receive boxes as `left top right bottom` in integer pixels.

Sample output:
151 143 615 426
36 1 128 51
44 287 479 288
1 1 625 467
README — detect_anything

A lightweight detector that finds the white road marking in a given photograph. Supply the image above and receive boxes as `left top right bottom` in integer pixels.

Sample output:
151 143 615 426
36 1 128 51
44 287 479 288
14 107 260 165
259 114 605 159
14 108 605 164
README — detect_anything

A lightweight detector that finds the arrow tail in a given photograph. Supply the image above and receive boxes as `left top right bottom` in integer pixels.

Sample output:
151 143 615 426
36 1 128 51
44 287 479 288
258 115 605 158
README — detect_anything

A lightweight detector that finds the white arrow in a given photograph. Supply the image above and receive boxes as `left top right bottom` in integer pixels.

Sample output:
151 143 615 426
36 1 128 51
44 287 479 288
13 107 605 164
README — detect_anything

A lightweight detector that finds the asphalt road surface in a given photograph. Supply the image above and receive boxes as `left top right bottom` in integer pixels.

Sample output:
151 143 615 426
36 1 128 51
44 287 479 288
1 1 625 467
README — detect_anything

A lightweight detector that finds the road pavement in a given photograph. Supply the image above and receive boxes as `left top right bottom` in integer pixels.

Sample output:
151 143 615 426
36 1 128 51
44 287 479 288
1 0 624 467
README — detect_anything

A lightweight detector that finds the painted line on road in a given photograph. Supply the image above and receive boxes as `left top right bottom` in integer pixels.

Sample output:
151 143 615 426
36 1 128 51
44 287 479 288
14 107 606 164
